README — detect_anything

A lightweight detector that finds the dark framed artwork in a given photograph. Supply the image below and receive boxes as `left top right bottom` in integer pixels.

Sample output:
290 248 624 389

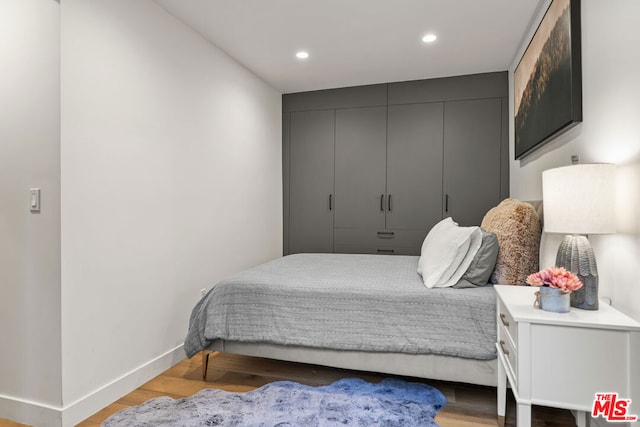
514 0 582 159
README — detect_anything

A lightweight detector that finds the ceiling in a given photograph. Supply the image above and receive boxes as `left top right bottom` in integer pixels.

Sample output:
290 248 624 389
154 0 544 94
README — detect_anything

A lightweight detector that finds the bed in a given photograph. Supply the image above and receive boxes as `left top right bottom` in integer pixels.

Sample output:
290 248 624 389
185 199 542 387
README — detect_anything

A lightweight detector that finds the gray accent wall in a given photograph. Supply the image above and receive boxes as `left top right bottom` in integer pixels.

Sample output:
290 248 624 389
283 72 509 255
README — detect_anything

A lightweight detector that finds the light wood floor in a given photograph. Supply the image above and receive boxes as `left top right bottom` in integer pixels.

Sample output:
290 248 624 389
22 352 573 427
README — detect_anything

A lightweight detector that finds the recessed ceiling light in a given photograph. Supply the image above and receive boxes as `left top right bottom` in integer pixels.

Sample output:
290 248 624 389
422 34 437 43
296 51 309 59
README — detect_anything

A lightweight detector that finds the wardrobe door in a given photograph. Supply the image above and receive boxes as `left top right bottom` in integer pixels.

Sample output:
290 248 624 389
443 98 502 226
334 106 387 230
288 110 335 253
386 103 444 233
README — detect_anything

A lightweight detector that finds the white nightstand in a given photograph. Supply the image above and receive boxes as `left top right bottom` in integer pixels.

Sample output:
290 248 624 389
495 285 640 427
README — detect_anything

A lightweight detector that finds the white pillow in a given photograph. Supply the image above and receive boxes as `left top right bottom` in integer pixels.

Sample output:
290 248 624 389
417 217 483 288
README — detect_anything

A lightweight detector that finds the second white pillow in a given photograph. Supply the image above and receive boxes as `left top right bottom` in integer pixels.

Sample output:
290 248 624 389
417 217 483 288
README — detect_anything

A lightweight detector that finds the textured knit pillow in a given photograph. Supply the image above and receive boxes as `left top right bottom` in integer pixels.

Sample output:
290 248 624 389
481 199 541 285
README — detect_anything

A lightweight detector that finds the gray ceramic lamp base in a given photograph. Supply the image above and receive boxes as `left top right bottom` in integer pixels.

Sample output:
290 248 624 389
555 235 599 310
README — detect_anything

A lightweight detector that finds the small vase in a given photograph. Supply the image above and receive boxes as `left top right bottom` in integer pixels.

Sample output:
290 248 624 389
534 286 570 313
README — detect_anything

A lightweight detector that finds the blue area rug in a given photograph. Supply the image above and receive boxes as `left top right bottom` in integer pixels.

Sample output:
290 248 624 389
102 377 446 426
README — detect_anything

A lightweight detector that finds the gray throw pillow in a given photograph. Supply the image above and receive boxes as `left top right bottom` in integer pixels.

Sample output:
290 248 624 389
452 230 499 288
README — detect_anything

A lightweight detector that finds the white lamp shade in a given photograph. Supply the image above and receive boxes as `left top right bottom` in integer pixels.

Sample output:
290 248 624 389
542 164 616 235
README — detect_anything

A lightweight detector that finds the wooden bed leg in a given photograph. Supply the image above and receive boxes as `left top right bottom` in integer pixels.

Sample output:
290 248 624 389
202 351 211 380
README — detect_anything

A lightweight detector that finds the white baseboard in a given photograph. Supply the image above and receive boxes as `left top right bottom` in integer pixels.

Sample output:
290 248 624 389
0 345 185 427
62 344 186 426
0 394 61 427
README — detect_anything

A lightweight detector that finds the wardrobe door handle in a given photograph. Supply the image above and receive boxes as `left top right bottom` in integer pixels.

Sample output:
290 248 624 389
329 194 333 211
445 194 449 214
388 194 392 212
380 194 384 212
377 249 394 254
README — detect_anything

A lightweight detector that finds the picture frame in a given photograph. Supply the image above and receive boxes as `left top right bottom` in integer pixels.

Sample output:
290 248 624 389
514 0 582 160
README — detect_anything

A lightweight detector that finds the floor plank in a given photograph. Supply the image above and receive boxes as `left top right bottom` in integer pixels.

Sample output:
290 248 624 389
65 352 575 426
0 420 30 427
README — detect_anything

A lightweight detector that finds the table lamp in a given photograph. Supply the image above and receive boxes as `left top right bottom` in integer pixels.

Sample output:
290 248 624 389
542 164 616 310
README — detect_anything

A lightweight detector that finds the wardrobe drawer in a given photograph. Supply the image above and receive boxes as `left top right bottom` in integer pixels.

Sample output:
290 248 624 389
498 325 518 386
334 228 425 253
334 245 418 255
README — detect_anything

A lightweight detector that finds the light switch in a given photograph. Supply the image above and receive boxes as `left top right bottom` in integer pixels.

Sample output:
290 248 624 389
30 188 40 213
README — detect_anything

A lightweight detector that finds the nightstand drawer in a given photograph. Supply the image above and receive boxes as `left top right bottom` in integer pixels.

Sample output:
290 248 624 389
498 325 518 385
497 298 518 347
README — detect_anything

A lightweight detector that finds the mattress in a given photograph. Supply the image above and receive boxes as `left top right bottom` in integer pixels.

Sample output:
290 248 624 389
185 253 497 360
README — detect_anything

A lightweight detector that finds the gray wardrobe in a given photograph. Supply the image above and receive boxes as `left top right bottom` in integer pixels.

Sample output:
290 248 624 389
283 72 509 255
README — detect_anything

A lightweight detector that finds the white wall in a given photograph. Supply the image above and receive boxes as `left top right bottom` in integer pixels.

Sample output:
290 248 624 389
60 0 282 422
0 0 63 424
510 0 640 320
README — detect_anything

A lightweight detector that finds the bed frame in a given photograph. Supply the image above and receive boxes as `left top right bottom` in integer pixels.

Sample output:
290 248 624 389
199 201 543 388
202 340 497 387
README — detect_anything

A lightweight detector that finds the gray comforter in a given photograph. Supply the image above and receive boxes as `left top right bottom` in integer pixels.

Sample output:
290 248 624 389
184 253 497 360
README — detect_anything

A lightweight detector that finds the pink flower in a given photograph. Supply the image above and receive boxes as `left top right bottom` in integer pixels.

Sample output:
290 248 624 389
526 267 583 292
526 273 545 287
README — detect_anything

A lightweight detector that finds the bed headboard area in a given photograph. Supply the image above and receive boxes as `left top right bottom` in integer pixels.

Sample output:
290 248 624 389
525 200 544 227
481 198 543 286
417 198 544 288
